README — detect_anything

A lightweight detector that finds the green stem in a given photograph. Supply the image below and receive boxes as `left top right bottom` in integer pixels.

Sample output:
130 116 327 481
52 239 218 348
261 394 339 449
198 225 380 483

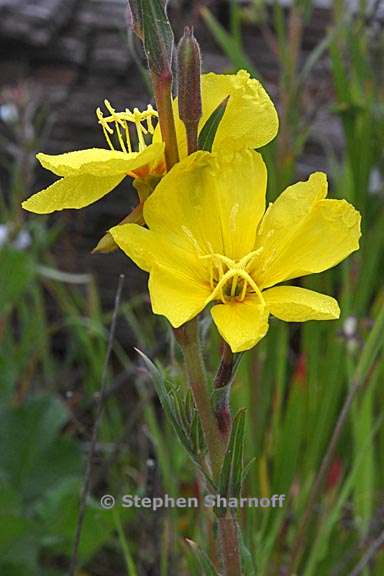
177 319 243 575
152 72 179 169
178 319 224 479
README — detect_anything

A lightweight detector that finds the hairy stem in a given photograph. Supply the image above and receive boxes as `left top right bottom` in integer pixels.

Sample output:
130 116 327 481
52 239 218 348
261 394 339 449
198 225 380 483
176 320 243 575
177 319 224 479
152 72 179 169
218 515 242 576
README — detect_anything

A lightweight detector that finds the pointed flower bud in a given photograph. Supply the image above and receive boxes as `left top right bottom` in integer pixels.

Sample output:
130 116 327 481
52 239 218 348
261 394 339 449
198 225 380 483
177 27 202 154
177 27 202 125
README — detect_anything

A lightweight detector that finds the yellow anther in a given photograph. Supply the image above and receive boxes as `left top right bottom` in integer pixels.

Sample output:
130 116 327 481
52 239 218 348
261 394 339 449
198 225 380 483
95 101 159 153
201 250 264 305
210 268 264 305
104 99 115 115
96 107 115 150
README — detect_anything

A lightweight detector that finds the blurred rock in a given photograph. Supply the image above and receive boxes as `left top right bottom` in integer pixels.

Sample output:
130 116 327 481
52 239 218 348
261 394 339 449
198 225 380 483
0 0 78 46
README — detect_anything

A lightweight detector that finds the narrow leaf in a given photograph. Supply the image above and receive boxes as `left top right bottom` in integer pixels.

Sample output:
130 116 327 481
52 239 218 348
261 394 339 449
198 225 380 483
135 348 216 490
241 457 257 485
185 539 219 576
135 349 195 458
139 0 174 76
198 96 230 152
218 409 247 501
231 410 246 498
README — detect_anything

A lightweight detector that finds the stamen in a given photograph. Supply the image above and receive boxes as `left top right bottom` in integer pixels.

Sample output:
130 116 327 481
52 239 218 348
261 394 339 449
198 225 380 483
96 107 115 150
230 274 238 298
210 268 264 305
201 251 264 305
133 108 146 151
123 120 132 153
115 121 127 153
96 100 159 154
208 259 214 289
239 279 248 302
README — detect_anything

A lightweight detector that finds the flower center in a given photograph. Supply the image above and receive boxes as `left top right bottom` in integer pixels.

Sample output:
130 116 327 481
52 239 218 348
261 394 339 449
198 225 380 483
201 251 264 305
96 99 158 154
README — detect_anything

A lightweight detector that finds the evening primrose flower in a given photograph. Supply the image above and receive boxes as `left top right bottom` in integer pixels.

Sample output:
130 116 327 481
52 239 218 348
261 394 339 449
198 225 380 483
110 150 361 353
22 70 277 217
22 100 165 215
159 69 279 158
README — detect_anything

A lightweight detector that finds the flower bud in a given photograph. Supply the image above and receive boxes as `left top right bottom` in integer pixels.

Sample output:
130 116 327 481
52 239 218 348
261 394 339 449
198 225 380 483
177 27 202 154
177 27 202 126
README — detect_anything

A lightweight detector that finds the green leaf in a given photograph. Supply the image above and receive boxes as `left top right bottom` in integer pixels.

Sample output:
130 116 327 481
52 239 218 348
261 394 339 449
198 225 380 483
0 513 35 555
0 395 81 498
0 484 39 574
139 0 174 76
191 409 204 455
185 538 219 576
198 96 230 152
239 532 257 576
136 348 216 489
35 477 118 563
136 349 193 451
354 300 384 384
241 457 257 485
218 409 246 503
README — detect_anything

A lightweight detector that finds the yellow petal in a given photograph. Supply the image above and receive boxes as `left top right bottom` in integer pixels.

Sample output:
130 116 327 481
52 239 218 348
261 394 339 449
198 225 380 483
110 223 205 278
93 203 146 254
255 174 361 288
263 286 340 321
204 70 279 154
143 149 267 261
149 264 211 327
211 298 269 353
157 70 278 158
111 223 211 326
256 172 328 256
22 173 125 213
110 223 157 271
37 143 164 177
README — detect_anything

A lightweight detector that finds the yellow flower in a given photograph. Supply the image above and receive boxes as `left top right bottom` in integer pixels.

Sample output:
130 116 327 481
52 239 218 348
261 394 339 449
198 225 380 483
154 69 279 158
22 70 278 216
22 101 165 214
110 150 361 353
